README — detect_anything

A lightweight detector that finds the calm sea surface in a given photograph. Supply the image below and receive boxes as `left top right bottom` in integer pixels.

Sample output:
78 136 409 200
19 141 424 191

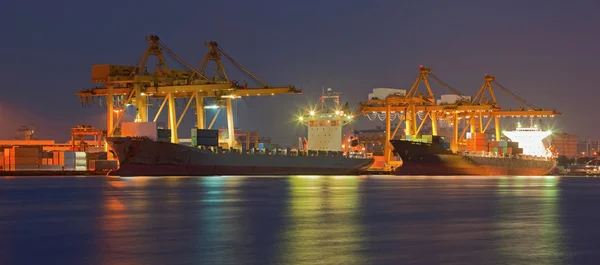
1 175 599 265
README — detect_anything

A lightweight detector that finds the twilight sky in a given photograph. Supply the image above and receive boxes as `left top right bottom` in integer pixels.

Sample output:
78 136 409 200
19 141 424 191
0 0 597 145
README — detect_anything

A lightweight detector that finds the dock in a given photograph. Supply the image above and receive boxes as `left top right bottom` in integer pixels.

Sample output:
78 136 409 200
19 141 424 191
0 171 106 176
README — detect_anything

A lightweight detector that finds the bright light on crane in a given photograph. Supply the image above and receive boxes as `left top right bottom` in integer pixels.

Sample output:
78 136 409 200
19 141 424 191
298 116 304 121
221 95 241 99
309 111 315 116
204 105 219 109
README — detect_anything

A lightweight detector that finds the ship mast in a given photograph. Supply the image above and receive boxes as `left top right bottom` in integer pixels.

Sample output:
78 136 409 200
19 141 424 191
319 87 341 112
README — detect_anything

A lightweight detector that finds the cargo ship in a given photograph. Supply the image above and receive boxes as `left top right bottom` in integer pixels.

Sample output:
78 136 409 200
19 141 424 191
106 136 373 176
390 128 557 176
106 88 373 176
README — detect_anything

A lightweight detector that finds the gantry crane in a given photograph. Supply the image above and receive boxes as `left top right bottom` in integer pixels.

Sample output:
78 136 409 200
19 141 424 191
77 35 301 148
359 66 560 166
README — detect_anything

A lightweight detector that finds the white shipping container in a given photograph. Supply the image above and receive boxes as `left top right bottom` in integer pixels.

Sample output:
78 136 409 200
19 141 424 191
121 122 158 140
75 166 87 171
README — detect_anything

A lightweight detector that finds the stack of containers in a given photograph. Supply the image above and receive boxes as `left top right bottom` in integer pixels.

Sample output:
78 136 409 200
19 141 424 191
9 147 40 171
507 141 520 155
88 160 118 172
63 151 75 170
52 150 62 166
421 135 433 143
191 128 219 147
488 141 497 153
498 140 508 154
63 151 87 171
3 148 10 170
466 133 488 152
41 151 53 165
157 129 171 142
0 150 3 170
75 152 87 171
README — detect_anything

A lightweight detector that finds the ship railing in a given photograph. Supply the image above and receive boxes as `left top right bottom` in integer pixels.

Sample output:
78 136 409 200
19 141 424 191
461 151 553 161
203 146 369 159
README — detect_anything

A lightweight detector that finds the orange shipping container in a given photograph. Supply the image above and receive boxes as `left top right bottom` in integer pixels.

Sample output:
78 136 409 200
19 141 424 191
11 147 39 157
471 133 487 139
10 157 39 165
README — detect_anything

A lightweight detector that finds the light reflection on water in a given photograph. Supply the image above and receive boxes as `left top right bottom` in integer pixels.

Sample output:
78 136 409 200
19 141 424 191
493 176 565 264
3 175 600 264
276 176 364 265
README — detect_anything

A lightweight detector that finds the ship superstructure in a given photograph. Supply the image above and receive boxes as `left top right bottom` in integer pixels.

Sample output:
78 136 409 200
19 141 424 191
298 88 354 152
502 122 553 158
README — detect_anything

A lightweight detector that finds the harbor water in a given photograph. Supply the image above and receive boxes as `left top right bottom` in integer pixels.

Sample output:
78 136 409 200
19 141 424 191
1 175 599 264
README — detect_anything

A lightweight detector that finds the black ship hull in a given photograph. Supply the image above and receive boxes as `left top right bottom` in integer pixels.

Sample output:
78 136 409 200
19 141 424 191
391 140 556 176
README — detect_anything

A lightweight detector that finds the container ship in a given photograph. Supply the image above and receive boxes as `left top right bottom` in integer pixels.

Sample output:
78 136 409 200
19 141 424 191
390 127 557 176
107 88 373 176
106 137 373 176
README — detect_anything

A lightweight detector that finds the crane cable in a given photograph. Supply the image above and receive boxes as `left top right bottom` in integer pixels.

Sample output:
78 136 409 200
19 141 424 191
492 80 539 110
160 42 193 71
159 40 209 81
216 45 268 87
429 73 469 100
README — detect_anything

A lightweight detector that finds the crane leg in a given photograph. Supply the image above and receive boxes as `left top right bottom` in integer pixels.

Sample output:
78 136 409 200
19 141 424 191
226 98 235 149
196 92 205 129
168 92 178 143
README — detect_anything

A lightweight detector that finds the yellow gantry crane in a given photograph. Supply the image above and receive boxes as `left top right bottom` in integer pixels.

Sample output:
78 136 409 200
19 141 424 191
359 66 561 166
77 35 301 148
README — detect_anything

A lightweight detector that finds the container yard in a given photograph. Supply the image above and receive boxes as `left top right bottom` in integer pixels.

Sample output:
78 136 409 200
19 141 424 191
0 147 117 176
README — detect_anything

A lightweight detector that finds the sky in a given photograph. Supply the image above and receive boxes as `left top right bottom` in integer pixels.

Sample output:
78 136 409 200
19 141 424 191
0 0 598 145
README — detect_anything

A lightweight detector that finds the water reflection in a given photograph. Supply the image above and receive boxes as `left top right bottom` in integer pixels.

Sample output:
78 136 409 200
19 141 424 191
277 176 364 265
196 176 236 264
99 178 148 265
493 176 565 264
26 175 591 265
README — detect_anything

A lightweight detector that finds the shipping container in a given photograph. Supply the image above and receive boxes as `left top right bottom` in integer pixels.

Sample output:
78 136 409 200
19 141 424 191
157 129 171 138
11 146 40 157
11 164 39 171
89 160 118 171
471 133 488 139
11 157 39 165
39 165 63 171
191 128 219 147
121 122 158 140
